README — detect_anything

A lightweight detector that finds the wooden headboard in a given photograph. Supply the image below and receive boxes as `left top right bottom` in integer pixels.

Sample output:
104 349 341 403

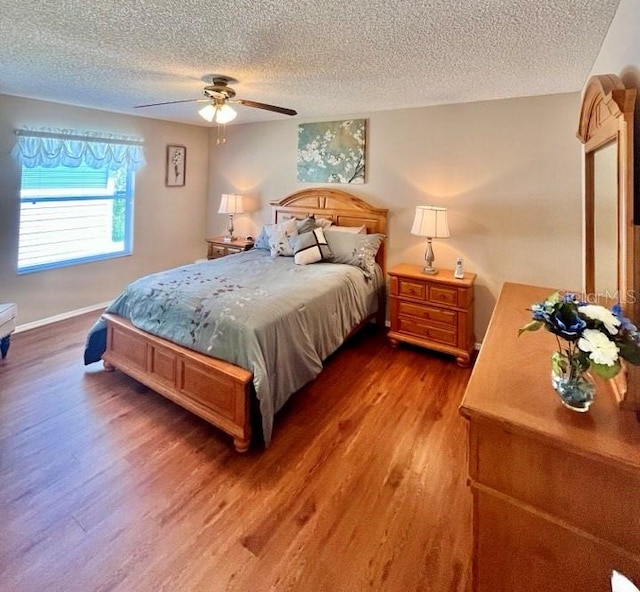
270 188 388 273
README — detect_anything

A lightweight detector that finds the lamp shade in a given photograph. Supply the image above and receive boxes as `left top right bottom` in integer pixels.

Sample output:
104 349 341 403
411 205 450 238
215 104 237 124
198 104 217 122
218 194 244 215
198 103 238 124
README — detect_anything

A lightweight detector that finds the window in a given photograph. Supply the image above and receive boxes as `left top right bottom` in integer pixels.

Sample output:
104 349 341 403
13 129 145 274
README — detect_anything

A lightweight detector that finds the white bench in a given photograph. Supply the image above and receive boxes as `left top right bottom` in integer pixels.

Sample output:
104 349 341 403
0 303 17 360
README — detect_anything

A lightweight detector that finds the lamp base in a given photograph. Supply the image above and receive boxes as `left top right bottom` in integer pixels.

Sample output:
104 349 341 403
224 214 235 243
421 239 438 275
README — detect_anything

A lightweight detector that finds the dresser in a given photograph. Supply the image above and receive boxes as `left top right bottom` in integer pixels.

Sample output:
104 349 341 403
459 282 640 591
387 264 475 366
205 236 254 260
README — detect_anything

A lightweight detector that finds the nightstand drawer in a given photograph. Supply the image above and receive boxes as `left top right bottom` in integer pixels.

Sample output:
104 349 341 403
396 278 427 300
206 237 254 260
394 278 460 308
428 286 458 307
398 301 457 326
397 317 457 346
210 246 227 259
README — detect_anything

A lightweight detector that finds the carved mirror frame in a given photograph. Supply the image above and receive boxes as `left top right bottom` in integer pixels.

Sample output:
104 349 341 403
577 73 638 410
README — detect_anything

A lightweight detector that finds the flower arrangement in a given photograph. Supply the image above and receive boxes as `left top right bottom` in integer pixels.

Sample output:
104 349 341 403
519 292 640 380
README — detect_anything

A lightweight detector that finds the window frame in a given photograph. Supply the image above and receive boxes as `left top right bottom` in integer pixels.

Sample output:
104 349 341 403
17 164 135 275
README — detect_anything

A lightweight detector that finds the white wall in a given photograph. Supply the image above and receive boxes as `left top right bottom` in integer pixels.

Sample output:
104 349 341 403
588 0 640 81
588 0 640 211
207 93 583 340
588 0 640 161
0 95 210 325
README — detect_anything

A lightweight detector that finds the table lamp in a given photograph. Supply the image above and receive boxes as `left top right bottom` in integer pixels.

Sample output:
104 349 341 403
411 205 450 274
218 194 244 242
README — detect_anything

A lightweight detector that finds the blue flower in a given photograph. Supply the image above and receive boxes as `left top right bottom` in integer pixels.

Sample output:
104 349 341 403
531 304 546 321
545 308 587 341
612 303 639 334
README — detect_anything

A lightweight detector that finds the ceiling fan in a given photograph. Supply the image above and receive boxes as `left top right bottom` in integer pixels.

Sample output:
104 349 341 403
134 75 297 124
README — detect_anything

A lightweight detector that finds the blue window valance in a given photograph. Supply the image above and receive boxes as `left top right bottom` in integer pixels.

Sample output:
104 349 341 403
12 127 145 171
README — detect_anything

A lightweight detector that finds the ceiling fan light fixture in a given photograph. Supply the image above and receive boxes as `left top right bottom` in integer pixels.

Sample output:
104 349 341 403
135 76 296 125
198 104 217 122
215 104 237 124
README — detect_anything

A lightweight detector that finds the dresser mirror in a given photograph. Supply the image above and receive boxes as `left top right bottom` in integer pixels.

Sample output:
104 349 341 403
591 140 618 295
577 73 638 410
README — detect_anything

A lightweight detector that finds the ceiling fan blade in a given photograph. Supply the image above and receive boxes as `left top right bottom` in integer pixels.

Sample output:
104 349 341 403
237 99 297 116
134 98 206 108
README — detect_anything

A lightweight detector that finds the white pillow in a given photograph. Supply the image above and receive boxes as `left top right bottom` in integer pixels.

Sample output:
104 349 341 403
328 224 366 234
292 228 333 265
314 217 334 229
266 218 298 257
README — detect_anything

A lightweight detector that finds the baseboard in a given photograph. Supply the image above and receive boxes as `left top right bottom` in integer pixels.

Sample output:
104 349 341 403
15 301 110 334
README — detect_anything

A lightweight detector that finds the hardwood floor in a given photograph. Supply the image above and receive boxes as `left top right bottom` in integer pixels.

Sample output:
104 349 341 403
0 314 473 592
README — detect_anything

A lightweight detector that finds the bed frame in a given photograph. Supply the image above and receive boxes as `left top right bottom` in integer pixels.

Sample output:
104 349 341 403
101 188 388 452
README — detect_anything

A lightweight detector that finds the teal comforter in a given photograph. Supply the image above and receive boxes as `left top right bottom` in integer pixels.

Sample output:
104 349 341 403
84 249 382 446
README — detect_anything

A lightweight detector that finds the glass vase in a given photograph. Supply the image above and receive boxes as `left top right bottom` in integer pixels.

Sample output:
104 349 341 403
550 352 595 412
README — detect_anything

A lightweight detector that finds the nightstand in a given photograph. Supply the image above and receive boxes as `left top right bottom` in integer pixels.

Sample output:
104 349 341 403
205 236 254 260
387 264 476 367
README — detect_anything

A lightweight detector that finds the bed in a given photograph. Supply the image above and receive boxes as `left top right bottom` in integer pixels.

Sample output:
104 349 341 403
84 188 388 452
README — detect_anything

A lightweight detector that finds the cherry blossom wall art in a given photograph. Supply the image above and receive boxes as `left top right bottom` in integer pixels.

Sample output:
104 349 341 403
297 119 366 184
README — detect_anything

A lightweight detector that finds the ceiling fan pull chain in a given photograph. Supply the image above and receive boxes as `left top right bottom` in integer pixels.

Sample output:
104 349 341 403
216 123 227 145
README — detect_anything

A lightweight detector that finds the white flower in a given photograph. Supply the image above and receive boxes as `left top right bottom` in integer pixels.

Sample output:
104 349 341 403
578 304 620 335
578 328 620 366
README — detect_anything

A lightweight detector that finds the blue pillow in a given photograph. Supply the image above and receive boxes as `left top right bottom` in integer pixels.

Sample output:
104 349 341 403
254 227 269 250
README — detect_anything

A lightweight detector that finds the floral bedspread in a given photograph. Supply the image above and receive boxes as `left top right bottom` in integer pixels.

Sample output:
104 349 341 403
84 249 382 445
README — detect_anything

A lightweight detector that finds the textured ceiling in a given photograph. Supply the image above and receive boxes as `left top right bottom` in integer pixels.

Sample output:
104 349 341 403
0 0 620 127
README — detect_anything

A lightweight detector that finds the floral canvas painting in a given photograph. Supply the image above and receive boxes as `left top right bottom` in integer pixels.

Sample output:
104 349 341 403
297 119 366 184
166 144 186 187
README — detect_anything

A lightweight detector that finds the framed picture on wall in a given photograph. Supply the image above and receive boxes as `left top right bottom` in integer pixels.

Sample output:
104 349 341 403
297 119 366 184
166 144 186 187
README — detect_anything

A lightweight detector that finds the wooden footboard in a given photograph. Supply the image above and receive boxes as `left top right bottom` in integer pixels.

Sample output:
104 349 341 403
102 313 253 452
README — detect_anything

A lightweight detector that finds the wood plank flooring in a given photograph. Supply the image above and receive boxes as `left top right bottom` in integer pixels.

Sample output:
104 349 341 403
0 314 472 592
